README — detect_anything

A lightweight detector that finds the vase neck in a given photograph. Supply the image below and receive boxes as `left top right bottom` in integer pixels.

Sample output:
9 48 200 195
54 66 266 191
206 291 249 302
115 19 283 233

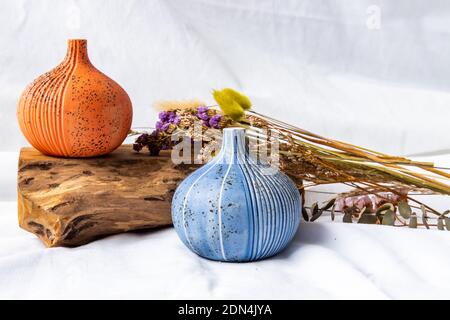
65 39 91 65
218 128 247 164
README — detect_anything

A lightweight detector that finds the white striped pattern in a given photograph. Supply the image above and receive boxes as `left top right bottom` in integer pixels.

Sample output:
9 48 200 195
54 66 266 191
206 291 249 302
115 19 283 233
174 128 301 261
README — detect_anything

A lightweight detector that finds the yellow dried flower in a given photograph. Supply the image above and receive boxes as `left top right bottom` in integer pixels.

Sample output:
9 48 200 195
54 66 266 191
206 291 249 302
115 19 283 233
221 88 252 110
213 88 252 121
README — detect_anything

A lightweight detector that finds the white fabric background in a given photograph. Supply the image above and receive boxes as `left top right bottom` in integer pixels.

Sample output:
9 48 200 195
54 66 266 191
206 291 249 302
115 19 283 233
0 0 449 300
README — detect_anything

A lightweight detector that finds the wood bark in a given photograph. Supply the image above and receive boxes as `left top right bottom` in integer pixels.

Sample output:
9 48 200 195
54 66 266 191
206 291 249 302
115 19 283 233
18 145 198 247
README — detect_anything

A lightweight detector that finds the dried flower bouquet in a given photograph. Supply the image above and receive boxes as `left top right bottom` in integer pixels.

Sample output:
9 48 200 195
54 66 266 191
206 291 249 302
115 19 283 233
131 89 450 230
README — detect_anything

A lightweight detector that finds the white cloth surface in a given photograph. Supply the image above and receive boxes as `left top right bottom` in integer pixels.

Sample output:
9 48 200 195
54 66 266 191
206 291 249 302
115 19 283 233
1 151 449 300
1 201 450 300
1 0 450 154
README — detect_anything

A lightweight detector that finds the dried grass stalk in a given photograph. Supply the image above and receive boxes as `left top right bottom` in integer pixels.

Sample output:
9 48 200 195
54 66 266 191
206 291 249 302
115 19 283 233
133 102 450 221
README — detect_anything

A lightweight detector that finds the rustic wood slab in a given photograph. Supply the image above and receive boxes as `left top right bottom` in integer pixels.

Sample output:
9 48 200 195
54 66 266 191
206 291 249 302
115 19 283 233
18 145 198 247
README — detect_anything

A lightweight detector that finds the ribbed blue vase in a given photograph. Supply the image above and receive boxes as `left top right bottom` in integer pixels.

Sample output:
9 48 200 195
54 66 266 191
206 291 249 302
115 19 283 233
171 127 301 262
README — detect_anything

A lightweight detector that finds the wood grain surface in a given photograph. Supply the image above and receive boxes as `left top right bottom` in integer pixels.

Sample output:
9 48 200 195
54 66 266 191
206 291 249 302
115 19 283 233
17 145 198 247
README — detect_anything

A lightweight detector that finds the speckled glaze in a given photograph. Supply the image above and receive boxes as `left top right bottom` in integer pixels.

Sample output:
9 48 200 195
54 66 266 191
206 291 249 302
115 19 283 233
17 39 132 157
172 128 301 262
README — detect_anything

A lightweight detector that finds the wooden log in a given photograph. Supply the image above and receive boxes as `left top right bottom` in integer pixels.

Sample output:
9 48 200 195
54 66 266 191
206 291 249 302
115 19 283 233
18 145 198 247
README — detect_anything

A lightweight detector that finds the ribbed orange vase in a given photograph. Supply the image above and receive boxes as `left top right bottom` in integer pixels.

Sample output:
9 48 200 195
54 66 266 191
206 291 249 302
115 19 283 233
17 39 132 157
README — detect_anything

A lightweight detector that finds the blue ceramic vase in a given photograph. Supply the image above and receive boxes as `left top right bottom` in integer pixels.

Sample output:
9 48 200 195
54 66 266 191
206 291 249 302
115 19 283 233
171 128 301 262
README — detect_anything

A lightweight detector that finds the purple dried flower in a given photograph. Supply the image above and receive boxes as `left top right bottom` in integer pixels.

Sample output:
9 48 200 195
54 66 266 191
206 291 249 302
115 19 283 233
209 115 222 128
150 130 158 137
148 145 161 156
168 111 177 121
197 112 209 121
172 115 181 125
133 143 143 152
202 120 210 127
161 122 170 131
197 106 208 114
155 121 163 131
134 132 159 155
159 111 170 122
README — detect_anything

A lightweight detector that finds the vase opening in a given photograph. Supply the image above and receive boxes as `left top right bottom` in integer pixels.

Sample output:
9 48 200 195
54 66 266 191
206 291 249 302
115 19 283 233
66 39 90 64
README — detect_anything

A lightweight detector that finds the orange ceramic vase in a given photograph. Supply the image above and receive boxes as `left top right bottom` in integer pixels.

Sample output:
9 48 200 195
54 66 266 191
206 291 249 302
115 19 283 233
17 39 132 157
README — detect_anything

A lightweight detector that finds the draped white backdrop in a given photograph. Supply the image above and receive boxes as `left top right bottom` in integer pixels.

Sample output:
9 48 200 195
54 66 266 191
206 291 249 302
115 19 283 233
1 0 450 154
1 0 450 300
